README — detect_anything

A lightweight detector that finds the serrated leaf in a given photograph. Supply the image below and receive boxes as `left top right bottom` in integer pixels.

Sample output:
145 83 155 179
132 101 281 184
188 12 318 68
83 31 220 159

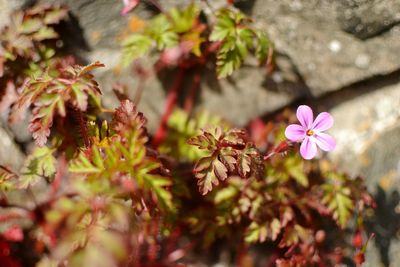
214 185 238 204
279 224 310 248
321 183 354 228
270 218 281 241
214 158 228 181
210 10 235 42
43 8 68 24
69 149 104 174
121 34 152 66
255 31 270 63
19 146 56 188
245 222 268 244
143 174 173 210
238 152 251 178
0 166 17 191
216 46 243 78
169 4 200 33
285 157 308 187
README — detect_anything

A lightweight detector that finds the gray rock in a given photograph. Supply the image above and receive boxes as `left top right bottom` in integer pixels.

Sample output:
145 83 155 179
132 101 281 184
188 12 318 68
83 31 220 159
199 64 307 127
0 123 24 170
325 78 400 266
40 0 154 49
0 0 25 29
336 0 400 39
252 0 400 96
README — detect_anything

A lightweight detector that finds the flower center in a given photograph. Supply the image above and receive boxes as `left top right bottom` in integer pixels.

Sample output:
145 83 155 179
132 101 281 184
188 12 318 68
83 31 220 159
306 129 314 136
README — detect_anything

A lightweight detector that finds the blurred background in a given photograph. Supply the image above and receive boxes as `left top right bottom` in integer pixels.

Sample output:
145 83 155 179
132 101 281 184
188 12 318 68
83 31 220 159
1 0 400 266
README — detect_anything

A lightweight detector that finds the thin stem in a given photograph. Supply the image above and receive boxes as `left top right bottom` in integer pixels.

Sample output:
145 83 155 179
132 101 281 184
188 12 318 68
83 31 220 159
184 69 202 113
152 68 186 147
74 109 90 147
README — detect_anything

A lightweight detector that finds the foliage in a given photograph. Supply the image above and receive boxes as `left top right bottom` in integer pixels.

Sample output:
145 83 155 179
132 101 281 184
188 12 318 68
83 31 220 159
121 3 270 78
17 61 104 146
0 4 68 115
0 2 374 267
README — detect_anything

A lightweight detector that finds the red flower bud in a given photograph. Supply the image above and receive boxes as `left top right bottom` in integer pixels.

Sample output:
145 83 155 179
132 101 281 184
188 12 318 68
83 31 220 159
352 230 363 249
354 252 365 265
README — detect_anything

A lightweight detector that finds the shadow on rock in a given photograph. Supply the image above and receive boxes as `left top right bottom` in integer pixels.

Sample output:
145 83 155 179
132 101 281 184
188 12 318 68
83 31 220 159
366 186 400 267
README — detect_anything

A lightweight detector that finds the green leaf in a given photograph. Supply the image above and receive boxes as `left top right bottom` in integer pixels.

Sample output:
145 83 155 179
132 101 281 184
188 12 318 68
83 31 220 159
285 157 308 187
279 224 311 248
169 4 200 33
0 166 17 191
19 146 56 188
143 174 173 210
214 185 238 204
210 10 236 42
216 46 243 78
146 15 178 49
32 26 58 41
69 149 104 174
255 31 270 63
321 182 354 228
245 222 268 243
121 34 152 66
20 18 43 34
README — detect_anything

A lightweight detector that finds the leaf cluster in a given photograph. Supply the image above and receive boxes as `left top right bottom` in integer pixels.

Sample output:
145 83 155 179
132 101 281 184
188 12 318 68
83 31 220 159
188 127 264 195
0 4 68 113
210 8 270 77
17 61 104 146
122 3 270 78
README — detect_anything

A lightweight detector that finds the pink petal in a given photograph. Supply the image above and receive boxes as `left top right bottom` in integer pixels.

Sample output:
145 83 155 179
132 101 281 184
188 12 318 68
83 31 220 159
312 112 333 132
121 0 140 15
300 137 317 160
314 132 336 151
296 105 313 129
285 124 306 142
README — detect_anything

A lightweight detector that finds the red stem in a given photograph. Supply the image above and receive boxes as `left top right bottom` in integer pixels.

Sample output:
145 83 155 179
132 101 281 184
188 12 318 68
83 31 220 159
183 69 202 113
152 68 185 147
74 109 90 147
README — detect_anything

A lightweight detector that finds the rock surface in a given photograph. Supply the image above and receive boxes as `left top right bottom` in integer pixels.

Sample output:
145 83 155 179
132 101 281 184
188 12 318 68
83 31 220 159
336 0 400 39
252 0 400 96
0 123 24 170
325 75 400 266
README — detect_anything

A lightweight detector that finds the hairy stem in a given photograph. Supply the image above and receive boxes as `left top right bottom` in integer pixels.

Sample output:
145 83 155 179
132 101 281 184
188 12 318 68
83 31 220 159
74 109 90 147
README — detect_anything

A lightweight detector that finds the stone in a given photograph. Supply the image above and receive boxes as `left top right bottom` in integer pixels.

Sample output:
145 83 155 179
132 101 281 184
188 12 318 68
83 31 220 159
199 65 307 127
0 123 24 170
336 0 400 39
324 77 400 266
0 0 25 29
251 0 400 96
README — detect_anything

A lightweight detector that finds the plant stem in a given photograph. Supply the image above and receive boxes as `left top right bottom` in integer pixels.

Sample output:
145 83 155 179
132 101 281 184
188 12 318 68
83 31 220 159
74 109 90 147
184 69 202 113
152 68 185 147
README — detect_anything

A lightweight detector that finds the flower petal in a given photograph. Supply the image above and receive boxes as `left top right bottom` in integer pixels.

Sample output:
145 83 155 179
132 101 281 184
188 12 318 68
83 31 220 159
300 137 317 160
314 132 336 151
285 124 306 142
312 112 334 132
296 105 313 129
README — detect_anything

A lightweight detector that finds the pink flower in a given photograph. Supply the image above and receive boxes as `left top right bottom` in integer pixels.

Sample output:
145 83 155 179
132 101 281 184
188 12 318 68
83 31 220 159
285 105 336 160
121 0 140 16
